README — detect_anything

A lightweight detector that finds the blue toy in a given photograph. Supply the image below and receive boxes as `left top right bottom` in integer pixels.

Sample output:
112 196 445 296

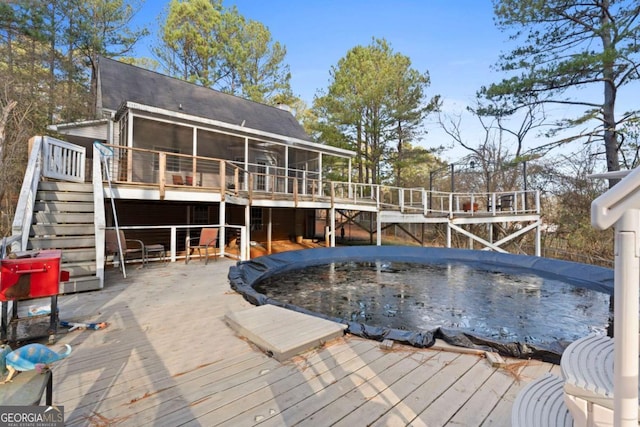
1 343 71 383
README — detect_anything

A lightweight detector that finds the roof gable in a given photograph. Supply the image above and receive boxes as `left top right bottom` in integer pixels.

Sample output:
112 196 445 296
97 56 312 142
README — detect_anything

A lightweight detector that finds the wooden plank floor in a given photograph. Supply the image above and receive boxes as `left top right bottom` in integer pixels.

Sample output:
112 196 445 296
30 259 559 426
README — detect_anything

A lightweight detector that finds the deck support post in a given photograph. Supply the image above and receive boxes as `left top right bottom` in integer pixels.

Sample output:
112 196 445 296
267 208 272 254
535 221 541 256
245 205 251 258
329 207 335 247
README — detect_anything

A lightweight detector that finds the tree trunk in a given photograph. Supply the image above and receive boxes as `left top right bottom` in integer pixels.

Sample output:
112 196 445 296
0 99 18 204
356 122 363 183
396 120 403 186
48 8 56 124
0 100 18 156
600 0 620 187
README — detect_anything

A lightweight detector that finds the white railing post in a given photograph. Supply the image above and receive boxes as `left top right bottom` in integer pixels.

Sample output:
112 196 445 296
170 226 177 262
239 226 247 261
613 210 640 427
423 189 428 215
92 145 106 288
376 210 382 246
330 207 336 247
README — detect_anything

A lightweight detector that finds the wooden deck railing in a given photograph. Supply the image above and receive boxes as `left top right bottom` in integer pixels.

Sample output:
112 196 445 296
95 144 540 215
42 136 85 183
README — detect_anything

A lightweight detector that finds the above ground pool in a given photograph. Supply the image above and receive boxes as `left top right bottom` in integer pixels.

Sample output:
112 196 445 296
228 246 614 363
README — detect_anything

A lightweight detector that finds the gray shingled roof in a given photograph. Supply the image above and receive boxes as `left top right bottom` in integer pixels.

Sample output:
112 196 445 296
97 56 312 142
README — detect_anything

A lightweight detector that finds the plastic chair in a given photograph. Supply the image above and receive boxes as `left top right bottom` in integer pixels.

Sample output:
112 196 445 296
105 229 145 267
185 228 219 264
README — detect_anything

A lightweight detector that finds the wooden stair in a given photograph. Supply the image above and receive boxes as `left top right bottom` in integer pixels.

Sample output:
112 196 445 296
28 181 101 293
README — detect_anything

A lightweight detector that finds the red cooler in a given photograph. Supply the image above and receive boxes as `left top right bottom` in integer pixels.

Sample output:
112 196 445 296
0 250 65 301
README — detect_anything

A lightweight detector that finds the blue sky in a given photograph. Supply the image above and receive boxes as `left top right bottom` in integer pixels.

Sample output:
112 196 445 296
130 1 619 162
133 1 502 102
222 1 503 105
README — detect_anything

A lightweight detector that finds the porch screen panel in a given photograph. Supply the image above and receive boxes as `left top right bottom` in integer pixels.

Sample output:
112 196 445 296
133 118 192 185
288 147 321 196
246 139 284 193
195 129 236 189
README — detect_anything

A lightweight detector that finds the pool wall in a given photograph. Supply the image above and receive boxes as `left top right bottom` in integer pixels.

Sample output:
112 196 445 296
228 246 614 363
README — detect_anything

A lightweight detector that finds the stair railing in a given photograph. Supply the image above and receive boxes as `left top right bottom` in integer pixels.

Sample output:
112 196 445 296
42 136 85 182
592 169 640 427
93 142 126 278
12 136 44 252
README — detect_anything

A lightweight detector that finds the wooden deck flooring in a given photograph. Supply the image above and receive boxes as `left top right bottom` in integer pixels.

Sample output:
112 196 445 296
36 260 559 426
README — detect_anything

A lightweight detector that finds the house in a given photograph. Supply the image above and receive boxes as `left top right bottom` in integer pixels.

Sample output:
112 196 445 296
10 57 541 293
50 56 357 245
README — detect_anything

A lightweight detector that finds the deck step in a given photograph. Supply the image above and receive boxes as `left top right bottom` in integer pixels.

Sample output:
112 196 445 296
34 212 95 224
561 333 640 422
58 248 97 263
59 261 97 276
224 304 347 362
31 224 94 236
561 334 615 398
59 276 102 294
511 373 573 427
34 201 93 213
36 190 93 202
28 236 95 249
38 181 92 192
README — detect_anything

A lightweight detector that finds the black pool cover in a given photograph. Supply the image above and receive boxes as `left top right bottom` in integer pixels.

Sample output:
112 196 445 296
228 246 614 364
